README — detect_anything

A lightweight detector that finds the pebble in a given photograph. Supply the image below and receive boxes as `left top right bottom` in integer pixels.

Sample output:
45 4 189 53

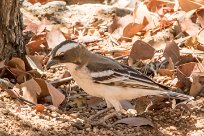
51 112 58 117
1 109 10 115
93 127 98 133
85 127 91 131
70 113 79 119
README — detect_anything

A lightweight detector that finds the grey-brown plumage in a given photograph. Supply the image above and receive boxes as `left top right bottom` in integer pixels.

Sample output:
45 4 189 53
47 40 193 111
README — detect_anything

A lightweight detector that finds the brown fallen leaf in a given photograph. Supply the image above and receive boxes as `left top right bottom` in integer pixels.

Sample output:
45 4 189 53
46 26 66 49
20 78 42 104
158 69 174 77
189 72 203 96
163 40 180 64
109 15 133 38
128 40 155 66
34 78 50 98
26 55 45 75
87 96 104 108
197 29 204 45
7 57 26 71
123 17 148 38
45 81 65 107
177 62 196 88
120 100 133 110
0 60 5 69
113 117 154 127
145 0 175 12
178 0 203 12
179 10 201 36
26 32 47 55
6 57 30 83
135 96 152 114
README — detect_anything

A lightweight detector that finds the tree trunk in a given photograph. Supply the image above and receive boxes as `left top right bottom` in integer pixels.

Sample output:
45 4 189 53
0 0 24 60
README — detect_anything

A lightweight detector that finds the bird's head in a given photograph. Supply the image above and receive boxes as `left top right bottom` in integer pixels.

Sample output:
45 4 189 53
46 40 87 69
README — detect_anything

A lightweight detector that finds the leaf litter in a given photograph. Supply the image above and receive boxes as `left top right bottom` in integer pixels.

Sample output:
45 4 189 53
1 0 204 135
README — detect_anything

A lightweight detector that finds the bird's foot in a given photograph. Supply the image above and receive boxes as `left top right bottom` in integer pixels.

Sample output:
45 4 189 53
89 107 113 120
88 108 137 127
88 111 121 127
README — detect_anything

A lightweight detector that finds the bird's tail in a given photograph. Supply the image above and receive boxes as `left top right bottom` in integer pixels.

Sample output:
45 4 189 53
160 91 194 101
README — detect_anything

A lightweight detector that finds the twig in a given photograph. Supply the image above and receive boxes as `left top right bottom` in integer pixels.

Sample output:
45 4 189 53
114 55 128 60
50 77 73 87
17 96 36 106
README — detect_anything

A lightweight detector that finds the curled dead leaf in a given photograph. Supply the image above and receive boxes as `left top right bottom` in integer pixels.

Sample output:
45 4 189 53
197 29 204 45
45 81 65 107
113 117 154 127
158 69 174 77
7 57 26 71
46 27 66 49
128 40 155 66
20 78 42 104
178 0 203 12
189 73 203 96
123 17 148 38
0 60 5 69
177 62 196 88
163 40 180 64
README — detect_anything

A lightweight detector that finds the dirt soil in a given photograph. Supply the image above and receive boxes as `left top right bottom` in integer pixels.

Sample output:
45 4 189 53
1 95 204 136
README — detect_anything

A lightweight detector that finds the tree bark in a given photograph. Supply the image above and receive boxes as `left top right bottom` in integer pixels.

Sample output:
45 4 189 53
0 0 24 60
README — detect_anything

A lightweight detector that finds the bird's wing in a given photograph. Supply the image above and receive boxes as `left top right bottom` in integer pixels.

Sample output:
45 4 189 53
87 56 193 101
90 64 165 90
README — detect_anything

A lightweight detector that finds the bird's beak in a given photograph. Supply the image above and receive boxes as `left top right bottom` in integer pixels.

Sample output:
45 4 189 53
46 59 58 69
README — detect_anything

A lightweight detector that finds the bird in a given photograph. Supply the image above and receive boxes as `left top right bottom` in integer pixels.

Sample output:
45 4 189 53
46 40 193 117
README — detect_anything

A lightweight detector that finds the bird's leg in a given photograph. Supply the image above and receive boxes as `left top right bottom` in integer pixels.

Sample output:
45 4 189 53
89 107 113 120
89 98 113 120
97 100 125 125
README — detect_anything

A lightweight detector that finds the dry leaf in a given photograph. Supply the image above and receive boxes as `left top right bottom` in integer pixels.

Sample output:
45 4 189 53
189 73 203 96
158 69 174 77
197 29 204 45
135 96 152 114
178 0 203 12
45 81 65 107
108 15 134 39
197 8 204 28
34 78 50 98
26 32 47 54
87 96 104 108
166 57 174 70
177 62 196 88
7 57 26 71
163 40 180 64
145 0 175 12
0 60 5 69
120 100 133 110
113 117 154 127
179 10 201 36
26 55 45 75
46 27 66 49
123 17 148 38
128 40 155 66
20 78 42 104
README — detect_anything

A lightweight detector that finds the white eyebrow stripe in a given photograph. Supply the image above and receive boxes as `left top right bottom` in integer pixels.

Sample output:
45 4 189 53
90 70 114 78
56 42 78 56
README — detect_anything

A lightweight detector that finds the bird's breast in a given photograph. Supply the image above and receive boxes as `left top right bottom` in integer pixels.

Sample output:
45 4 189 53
65 63 103 97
